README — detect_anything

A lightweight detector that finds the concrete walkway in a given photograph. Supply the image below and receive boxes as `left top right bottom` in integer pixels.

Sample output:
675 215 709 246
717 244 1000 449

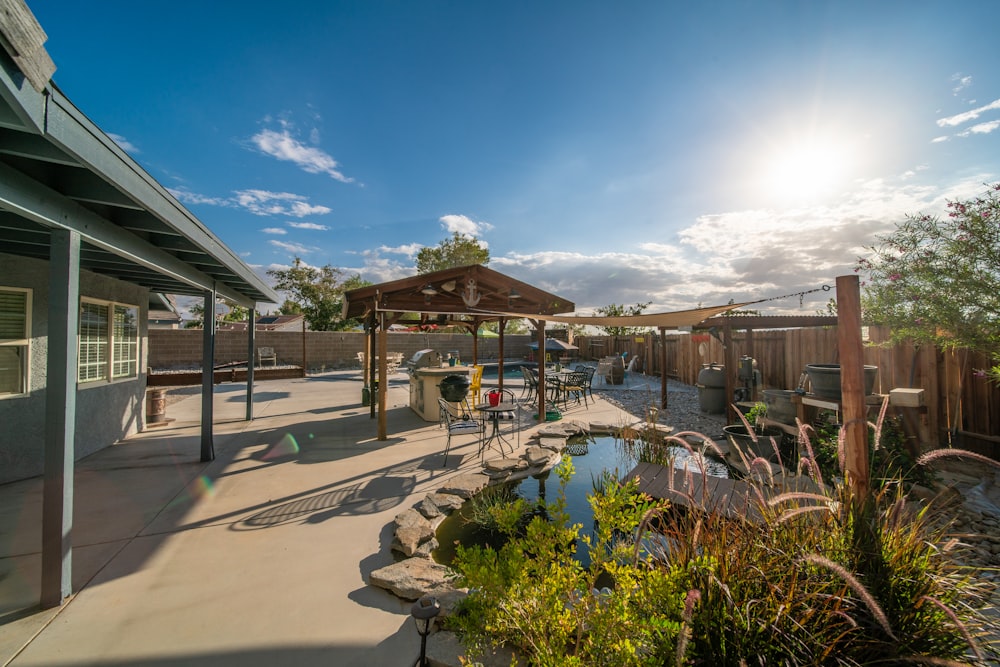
0 370 633 666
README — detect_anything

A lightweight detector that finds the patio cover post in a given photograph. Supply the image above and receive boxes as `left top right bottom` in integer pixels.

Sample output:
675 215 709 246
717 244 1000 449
246 307 255 421
41 228 79 608
201 287 216 462
368 314 376 420
533 319 546 420
497 318 506 392
378 311 388 440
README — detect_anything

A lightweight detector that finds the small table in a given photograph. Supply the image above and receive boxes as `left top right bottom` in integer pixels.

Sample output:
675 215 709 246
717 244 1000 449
475 402 519 458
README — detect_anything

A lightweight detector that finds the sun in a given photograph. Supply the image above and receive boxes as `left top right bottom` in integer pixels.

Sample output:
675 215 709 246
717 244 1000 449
761 135 853 203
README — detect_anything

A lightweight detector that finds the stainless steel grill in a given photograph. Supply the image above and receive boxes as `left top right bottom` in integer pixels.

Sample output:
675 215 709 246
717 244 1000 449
405 349 442 372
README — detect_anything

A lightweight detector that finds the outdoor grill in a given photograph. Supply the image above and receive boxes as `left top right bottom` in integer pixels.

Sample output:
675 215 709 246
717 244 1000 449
405 349 442 373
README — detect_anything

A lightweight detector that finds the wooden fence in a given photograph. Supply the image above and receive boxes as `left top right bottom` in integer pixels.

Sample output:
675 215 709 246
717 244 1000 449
576 328 1000 458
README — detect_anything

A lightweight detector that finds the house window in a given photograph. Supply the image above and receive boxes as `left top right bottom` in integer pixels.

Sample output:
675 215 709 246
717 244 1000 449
0 287 30 397
78 299 139 384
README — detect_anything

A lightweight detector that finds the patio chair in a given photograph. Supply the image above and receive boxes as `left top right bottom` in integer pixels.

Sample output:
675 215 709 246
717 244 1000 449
257 346 277 367
578 365 596 400
438 398 482 467
468 365 484 404
519 365 538 399
558 371 589 408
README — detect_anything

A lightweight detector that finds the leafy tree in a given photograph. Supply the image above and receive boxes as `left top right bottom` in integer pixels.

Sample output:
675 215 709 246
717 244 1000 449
594 301 652 336
857 183 1000 380
266 257 372 331
415 232 490 274
184 300 247 328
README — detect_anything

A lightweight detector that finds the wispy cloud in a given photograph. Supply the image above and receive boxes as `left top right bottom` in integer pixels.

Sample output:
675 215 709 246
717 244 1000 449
958 120 1000 136
235 189 332 217
936 98 1000 127
379 243 423 257
269 239 316 255
440 213 494 237
107 133 139 154
250 125 355 183
169 187 231 207
951 73 972 96
287 221 329 231
261 227 287 235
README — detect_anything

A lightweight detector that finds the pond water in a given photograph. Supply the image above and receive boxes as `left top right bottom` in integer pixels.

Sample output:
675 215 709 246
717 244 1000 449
433 434 729 568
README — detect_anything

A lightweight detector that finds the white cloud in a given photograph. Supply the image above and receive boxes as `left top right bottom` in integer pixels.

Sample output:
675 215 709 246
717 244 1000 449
107 133 139 154
378 243 423 257
250 126 355 183
262 227 287 235
951 73 972 96
169 187 230 207
234 189 332 217
269 239 316 255
287 221 329 231
958 120 1000 136
931 136 949 143
936 98 1000 127
440 214 494 237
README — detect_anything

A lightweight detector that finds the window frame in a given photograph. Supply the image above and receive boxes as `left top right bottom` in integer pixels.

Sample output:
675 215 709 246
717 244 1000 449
0 286 31 399
78 297 140 386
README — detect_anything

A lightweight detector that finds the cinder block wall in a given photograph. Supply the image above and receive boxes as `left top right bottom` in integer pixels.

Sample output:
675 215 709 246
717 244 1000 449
148 330 538 370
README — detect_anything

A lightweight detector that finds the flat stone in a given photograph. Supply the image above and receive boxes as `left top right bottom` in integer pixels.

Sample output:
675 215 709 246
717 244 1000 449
483 458 522 473
417 492 467 519
537 437 567 452
524 446 553 467
369 558 456 601
410 537 440 559
588 421 617 434
437 472 491 499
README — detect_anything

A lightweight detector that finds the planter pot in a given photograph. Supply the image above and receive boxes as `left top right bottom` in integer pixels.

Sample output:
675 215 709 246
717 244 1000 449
723 424 784 462
762 389 797 425
804 364 878 400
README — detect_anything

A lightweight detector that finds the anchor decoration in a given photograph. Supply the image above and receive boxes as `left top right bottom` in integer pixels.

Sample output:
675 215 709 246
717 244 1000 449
461 278 482 307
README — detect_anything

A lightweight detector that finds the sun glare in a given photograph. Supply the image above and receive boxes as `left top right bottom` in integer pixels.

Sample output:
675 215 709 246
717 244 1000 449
762 136 853 203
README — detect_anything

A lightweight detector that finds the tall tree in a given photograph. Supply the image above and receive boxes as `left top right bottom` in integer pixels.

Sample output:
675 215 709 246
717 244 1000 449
184 300 247 328
267 257 372 331
416 232 490 274
857 183 1000 380
594 302 652 336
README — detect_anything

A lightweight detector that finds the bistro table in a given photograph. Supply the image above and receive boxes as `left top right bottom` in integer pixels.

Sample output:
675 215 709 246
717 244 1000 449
474 401 519 458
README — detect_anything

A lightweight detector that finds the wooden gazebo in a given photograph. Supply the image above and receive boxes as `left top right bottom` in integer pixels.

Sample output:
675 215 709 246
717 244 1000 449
342 264 575 439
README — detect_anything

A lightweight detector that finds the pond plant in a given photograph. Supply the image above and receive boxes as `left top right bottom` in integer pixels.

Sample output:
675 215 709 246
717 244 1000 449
447 416 999 665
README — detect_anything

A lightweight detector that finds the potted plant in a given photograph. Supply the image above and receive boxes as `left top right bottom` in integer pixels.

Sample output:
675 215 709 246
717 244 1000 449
723 402 785 462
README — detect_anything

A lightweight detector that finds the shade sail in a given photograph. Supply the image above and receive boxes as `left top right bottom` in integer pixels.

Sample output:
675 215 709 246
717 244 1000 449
475 302 751 329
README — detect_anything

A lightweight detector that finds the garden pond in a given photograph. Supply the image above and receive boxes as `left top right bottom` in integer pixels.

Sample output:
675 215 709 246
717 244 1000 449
433 433 730 568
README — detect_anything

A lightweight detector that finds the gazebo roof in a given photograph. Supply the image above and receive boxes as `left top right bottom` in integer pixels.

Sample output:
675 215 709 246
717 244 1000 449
342 264 575 322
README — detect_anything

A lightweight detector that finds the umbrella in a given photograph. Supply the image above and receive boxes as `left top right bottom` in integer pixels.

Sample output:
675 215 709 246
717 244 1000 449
528 338 579 352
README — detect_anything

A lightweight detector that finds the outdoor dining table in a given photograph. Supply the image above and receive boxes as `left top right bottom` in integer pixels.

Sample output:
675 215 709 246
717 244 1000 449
474 402 519 458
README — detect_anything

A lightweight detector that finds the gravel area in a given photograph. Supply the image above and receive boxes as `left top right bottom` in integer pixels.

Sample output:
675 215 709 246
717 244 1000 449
593 377 728 439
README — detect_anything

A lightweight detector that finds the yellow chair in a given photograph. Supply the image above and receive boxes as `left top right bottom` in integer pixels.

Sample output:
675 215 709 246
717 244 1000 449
469 365 484 405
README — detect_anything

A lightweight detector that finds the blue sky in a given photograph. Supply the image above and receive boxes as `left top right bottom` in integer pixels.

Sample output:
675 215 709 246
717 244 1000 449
31 1 1000 316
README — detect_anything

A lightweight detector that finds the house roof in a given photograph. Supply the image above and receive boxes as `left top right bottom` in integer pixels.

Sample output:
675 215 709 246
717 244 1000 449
0 2 278 307
342 264 575 324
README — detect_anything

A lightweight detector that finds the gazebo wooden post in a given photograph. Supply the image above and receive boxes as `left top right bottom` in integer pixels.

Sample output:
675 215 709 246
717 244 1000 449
472 318 480 365
533 319 546 420
745 327 756 401
659 327 668 410
837 275 869 503
378 311 388 441
368 312 377 420
497 317 506 392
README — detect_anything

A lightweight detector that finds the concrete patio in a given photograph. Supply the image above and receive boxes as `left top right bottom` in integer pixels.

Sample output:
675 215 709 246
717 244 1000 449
0 370 634 666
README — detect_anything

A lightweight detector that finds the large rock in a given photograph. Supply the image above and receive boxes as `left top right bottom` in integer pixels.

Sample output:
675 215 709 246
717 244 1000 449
394 508 435 557
369 558 455 600
418 492 467 519
437 472 490 499
524 446 555 467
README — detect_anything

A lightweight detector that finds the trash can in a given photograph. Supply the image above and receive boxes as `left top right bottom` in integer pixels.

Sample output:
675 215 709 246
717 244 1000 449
146 388 167 424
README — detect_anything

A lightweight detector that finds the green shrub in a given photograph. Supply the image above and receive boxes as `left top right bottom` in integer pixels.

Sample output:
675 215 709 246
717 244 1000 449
447 435 998 665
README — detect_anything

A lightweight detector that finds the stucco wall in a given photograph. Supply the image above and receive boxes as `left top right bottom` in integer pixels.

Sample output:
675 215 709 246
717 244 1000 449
0 253 148 484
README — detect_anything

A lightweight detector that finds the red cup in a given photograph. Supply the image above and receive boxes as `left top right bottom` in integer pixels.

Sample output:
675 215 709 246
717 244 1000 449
488 392 500 406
